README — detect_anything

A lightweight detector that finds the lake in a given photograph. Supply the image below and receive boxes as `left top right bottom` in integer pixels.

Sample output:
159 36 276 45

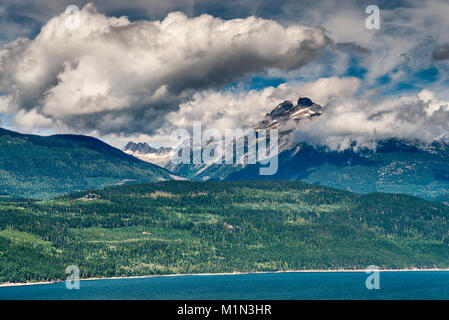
1 271 449 300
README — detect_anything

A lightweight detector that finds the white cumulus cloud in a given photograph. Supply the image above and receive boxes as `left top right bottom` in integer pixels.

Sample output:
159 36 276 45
294 89 449 150
0 3 330 137
143 76 361 146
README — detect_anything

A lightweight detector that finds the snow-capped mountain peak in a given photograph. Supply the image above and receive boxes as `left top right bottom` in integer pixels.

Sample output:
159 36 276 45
256 97 322 129
124 97 322 168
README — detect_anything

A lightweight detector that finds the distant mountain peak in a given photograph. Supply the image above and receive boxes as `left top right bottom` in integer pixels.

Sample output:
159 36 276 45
124 142 172 155
123 141 174 167
257 97 322 129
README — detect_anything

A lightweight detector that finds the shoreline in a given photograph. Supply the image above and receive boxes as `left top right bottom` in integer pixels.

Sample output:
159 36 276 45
2 268 449 288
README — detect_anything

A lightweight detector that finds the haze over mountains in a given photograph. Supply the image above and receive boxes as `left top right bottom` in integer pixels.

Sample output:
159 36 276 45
124 97 449 202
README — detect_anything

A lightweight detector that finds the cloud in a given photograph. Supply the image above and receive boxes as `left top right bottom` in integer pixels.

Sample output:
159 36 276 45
2 1 449 89
293 89 449 150
2 0 449 151
143 76 449 152
277 0 449 91
154 74 449 153
147 75 449 154
0 3 330 137
433 43 449 61
0 0 199 43
139 76 360 146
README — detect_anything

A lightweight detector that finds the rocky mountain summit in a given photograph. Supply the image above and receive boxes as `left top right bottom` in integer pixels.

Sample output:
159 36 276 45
256 97 322 130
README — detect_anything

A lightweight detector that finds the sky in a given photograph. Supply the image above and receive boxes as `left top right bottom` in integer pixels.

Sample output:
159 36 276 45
0 0 449 149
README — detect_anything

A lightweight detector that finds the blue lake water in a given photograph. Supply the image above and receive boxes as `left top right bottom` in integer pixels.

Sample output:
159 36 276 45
1 271 449 300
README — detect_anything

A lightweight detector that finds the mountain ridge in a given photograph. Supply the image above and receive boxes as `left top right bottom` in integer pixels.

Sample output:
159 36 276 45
0 127 173 199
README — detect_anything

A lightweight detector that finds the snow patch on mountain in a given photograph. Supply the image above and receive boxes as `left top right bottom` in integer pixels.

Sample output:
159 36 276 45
123 142 174 167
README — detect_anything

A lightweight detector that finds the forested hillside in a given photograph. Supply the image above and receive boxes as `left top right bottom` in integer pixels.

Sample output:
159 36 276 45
1 180 449 284
0 128 172 199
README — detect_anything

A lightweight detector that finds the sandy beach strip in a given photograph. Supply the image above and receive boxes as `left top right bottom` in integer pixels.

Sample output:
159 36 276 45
2 268 449 288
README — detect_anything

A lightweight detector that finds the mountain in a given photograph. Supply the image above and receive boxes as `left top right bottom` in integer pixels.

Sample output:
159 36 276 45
227 138 449 201
256 97 322 130
0 128 173 199
123 142 174 167
125 97 449 202
123 98 323 180
2 180 449 283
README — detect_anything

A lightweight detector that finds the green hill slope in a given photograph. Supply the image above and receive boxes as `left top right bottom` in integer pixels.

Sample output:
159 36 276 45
1 180 449 283
0 128 172 199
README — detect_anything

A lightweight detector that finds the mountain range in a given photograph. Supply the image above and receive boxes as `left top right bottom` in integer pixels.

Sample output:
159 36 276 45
3 95 449 202
124 97 449 203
